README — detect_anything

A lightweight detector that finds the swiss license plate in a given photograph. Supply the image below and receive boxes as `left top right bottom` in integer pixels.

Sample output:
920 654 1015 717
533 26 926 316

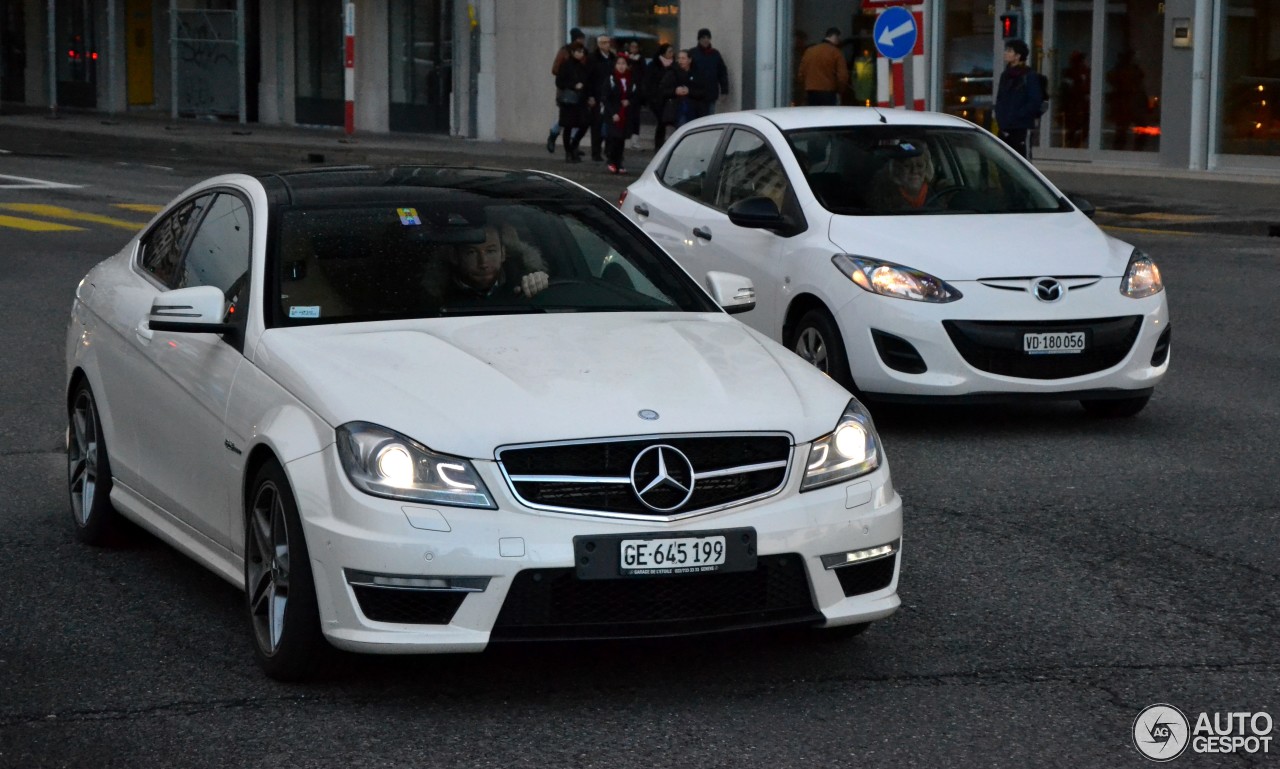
1024 331 1086 354
573 528 757 580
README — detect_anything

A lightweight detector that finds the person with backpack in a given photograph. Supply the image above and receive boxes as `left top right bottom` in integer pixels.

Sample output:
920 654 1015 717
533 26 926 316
994 39 1044 160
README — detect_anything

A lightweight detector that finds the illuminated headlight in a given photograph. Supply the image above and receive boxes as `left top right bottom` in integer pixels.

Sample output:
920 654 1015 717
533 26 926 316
801 400 882 491
1121 248 1163 298
336 421 495 508
832 254 962 303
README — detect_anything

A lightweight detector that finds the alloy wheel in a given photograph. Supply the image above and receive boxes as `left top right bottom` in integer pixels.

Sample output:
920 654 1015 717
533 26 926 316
247 481 291 655
68 390 99 527
795 327 830 373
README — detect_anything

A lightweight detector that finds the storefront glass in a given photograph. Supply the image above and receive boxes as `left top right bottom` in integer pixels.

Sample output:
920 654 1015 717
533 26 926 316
389 0 453 133
57 0 100 108
295 0 344 125
941 0 995 129
0 0 26 103
576 0 680 57
1101 0 1160 152
1218 0 1280 156
1047 0 1092 149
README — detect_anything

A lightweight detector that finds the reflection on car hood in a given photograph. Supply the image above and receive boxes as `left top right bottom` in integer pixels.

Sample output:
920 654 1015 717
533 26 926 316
827 212 1133 281
255 313 852 458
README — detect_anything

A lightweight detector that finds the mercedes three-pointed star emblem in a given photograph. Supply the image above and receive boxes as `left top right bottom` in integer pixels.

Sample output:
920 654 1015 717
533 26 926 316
629 444 696 512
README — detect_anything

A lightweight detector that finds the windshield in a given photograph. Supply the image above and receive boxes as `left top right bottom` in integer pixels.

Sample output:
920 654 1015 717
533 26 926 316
270 198 718 325
785 125 1068 216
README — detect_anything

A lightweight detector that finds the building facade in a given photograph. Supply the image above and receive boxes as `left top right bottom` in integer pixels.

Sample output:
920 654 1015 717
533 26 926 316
1 0 1277 175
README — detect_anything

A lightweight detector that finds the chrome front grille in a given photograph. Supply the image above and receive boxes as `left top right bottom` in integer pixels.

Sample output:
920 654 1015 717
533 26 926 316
496 433 793 520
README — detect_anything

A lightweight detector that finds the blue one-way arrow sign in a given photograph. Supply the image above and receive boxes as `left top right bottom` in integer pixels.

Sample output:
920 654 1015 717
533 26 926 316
873 7 917 61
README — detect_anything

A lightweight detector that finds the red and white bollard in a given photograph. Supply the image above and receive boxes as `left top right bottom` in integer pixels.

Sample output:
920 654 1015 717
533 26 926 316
344 2 356 138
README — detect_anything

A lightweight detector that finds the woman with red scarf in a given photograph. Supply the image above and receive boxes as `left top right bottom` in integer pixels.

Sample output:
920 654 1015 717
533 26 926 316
600 55 637 174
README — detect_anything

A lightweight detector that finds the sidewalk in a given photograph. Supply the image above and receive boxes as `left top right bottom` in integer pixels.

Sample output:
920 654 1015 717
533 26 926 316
3 107 1278 235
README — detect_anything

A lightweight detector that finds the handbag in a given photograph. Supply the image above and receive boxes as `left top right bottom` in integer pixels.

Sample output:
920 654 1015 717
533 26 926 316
556 88 581 107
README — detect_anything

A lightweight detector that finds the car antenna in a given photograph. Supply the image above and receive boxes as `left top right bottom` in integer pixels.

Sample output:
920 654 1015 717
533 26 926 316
872 106 888 124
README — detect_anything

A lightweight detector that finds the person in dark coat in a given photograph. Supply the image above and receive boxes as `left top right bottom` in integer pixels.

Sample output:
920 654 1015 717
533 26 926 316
622 39 648 150
689 28 730 114
661 49 708 130
600 55 638 174
646 43 677 150
586 35 618 161
994 39 1043 159
546 27 586 153
555 43 591 163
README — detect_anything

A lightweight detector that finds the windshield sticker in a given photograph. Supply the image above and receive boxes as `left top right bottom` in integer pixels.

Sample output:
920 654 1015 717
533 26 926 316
288 306 321 319
397 207 422 226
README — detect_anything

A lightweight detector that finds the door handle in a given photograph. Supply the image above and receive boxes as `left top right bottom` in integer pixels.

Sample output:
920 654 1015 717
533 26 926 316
633 203 650 217
693 226 712 242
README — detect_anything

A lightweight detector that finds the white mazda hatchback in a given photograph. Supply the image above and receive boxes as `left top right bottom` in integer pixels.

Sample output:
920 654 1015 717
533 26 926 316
622 108 1170 416
66 166 902 679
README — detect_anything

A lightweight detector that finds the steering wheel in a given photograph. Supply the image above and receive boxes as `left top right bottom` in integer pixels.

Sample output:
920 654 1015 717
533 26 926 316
925 186 962 208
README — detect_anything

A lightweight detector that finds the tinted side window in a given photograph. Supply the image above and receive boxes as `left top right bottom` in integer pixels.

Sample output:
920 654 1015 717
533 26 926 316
139 194 213 288
180 193 251 293
714 129 790 211
660 129 723 200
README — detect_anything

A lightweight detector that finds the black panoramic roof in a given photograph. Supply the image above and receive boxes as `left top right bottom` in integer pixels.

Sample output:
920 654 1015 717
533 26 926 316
258 166 590 207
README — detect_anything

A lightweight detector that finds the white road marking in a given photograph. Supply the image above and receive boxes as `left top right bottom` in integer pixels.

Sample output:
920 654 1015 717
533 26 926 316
0 174 84 190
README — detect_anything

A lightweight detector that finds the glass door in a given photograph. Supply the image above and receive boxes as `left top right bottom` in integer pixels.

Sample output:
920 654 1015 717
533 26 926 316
295 0 343 125
389 0 453 133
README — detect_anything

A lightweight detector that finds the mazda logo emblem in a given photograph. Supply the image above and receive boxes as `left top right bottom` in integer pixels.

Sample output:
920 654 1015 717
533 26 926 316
1033 277 1064 302
630 445 695 512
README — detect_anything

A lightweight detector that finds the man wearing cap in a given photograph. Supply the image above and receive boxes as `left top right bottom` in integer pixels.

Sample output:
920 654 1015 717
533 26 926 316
547 27 587 153
797 27 849 106
689 28 730 115
994 39 1043 160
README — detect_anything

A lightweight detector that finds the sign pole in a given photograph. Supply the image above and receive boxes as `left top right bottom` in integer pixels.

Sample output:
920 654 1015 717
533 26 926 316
343 2 355 138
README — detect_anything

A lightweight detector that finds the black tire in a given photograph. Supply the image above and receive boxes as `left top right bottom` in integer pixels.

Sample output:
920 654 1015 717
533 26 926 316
67 382 119 545
786 308 855 391
1080 394 1151 418
244 460 328 681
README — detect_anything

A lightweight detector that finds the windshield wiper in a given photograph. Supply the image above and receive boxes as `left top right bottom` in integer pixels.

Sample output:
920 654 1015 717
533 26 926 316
438 304 546 315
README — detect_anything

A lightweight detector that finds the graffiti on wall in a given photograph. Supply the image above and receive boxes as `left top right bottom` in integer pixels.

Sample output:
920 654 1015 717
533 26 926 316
175 10 239 116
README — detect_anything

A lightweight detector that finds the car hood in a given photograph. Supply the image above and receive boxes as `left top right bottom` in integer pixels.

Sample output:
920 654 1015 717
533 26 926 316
827 212 1133 281
254 313 851 458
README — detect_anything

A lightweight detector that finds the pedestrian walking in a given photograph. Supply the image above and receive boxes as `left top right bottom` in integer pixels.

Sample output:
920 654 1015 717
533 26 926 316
646 43 677 150
689 28 729 115
554 42 591 163
546 27 586 153
660 49 708 130
622 40 648 152
600 56 638 174
994 39 1043 159
586 34 617 162
797 27 849 106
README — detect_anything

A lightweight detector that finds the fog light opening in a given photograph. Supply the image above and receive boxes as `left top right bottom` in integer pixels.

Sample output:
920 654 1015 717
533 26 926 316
820 540 899 570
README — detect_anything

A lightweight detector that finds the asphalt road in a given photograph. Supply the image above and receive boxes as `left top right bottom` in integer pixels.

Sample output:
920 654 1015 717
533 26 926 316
1 148 1277 769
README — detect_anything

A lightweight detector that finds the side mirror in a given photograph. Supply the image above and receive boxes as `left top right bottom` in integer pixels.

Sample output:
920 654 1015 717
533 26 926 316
727 196 796 234
148 285 233 334
705 271 756 315
1067 194 1096 219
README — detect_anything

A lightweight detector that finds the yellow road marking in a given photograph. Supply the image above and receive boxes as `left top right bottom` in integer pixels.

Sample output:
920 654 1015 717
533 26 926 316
0 214 85 232
1119 212 1216 223
0 203 147 231
1099 224 1196 237
114 203 164 214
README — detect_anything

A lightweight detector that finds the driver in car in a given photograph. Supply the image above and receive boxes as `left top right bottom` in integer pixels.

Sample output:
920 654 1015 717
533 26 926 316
445 225 551 301
873 143 935 211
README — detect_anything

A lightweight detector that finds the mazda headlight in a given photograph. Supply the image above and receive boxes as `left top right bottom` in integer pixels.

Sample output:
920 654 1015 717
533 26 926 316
336 422 495 508
1121 248 1163 298
833 254 962 303
801 400 881 491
